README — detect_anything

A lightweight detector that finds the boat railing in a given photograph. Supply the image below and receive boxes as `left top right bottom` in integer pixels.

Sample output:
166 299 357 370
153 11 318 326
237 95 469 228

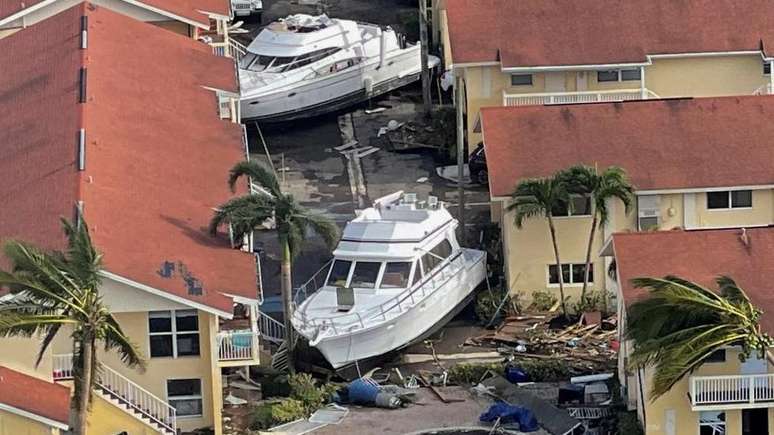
293 259 334 308
293 249 485 339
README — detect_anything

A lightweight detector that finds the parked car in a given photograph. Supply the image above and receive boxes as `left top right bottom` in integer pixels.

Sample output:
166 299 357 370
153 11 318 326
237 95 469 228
469 142 488 185
231 0 262 18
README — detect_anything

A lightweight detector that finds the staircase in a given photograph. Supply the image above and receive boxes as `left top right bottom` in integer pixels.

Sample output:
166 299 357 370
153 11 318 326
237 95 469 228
52 354 176 434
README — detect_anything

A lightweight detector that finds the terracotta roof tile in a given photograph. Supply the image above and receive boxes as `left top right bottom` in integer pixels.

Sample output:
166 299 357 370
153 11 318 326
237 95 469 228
612 227 774 334
481 96 774 197
446 0 774 67
0 3 255 314
0 366 70 427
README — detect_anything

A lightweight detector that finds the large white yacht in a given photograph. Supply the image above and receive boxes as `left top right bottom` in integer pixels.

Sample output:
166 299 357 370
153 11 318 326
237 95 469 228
291 192 487 369
238 14 438 121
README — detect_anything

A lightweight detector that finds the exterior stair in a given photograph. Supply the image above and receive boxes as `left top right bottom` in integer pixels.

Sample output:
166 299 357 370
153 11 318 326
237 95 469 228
270 340 290 372
53 354 176 434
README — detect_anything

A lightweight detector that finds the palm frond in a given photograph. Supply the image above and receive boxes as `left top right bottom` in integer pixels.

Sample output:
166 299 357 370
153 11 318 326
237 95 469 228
102 316 146 370
295 213 340 250
228 160 280 197
209 194 275 239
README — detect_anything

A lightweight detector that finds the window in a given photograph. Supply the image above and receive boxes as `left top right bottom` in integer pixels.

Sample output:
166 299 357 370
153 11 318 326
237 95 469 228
707 190 753 209
552 195 592 217
699 411 725 435
705 349 726 363
380 262 412 288
620 68 641 81
149 310 200 358
422 239 453 272
327 260 352 287
597 70 619 82
764 61 771 75
167 379 203 417
510 74 533 86
548 264 593 285
350 261 381 289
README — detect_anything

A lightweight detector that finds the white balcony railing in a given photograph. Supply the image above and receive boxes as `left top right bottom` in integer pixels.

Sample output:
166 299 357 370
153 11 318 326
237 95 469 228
52 354 176 433
217 330 259 361
502 89 656 107
753 83 774 95
691 374 774 409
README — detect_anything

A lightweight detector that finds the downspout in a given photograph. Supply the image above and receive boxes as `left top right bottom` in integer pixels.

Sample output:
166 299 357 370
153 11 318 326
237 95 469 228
640 66 646 99
769 60 773 94
638 367 647 429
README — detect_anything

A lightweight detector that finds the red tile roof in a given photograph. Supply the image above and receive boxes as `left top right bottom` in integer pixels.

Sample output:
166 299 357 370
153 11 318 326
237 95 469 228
0 0 229 27
481 96 774 197
446 0 774 67
0 366 70 428
0 3 255 314
611 227 774 334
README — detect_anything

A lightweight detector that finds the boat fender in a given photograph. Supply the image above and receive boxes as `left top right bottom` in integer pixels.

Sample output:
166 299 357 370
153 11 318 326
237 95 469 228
364 77 374 93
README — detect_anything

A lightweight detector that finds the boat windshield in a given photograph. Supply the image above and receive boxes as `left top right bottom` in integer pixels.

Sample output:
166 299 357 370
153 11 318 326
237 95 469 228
380 262 411 288
350 261 381 289
240 47 341 73
327 259 352 287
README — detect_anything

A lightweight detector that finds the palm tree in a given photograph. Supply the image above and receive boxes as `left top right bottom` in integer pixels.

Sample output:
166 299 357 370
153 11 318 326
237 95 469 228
209 161 339 371
508 177 571 317
626 275 773 400
559 165 634 303
0 218 144 435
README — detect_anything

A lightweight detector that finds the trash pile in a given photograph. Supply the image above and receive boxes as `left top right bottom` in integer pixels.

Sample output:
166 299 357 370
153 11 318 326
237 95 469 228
333 377 419 409
466 312 618 374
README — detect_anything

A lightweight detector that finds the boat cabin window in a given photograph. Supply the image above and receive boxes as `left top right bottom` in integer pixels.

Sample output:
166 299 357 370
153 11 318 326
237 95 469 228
327 260 352 287
380 262 412 288
242 48 342 73
350 261 381 289
422 239 453 273
412 260 423 286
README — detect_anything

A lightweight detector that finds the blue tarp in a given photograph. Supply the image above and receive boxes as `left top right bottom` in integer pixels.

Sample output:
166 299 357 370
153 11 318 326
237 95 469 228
479 401 539 432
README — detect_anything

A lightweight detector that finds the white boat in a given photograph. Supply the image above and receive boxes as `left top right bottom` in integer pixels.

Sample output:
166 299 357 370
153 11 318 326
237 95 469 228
238 14 439 121
291 192 487 369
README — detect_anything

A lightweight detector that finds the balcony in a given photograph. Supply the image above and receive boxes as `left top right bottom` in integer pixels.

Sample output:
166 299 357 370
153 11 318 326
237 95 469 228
690 374 774 410
216 330 261 366
502 89 657 107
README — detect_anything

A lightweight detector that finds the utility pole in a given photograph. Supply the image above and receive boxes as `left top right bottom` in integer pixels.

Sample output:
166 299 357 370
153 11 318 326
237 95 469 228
419 0 431 115
455 72 466 245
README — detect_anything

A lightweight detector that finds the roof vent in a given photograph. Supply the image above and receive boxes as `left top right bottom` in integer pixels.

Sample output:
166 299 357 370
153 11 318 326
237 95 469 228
77 129 85 171
80 15 88 49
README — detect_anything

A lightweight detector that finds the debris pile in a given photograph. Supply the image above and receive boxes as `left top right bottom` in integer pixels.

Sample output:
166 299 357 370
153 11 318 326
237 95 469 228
466 312 618 374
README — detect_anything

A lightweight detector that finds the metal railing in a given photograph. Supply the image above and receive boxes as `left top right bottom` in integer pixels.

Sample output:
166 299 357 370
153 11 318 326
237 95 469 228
217 330 259 361
502 89 657 106
292 249 486 341
293 259 334 309
258 311 285 344
52 354 176 433
691 374 774 407
211 38 248 61
753 83 774 95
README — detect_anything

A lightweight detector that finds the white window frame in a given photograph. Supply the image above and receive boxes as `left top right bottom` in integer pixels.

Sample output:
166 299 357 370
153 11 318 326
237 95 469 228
148 310 200 359
698 410 725 435
553 194 593 219
597 68 641 82
546 263 593 287
166 378 203 419
706 190 753 211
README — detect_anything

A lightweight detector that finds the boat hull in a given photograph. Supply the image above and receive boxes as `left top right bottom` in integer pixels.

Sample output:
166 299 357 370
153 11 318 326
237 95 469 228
307 251 486 369
240 47 427 122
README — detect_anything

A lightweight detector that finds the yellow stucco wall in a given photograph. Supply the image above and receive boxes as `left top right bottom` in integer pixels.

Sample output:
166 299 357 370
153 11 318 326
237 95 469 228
0 337 53 381
50 310 223 434
87 395 158 435
0 410 59 435
646 54 768 98
498 189 773 304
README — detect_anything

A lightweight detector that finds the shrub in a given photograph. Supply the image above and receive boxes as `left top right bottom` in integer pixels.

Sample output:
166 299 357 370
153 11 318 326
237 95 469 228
271 398 306 424
287 373 336 415
250 402 277 430
571 289 613 316
531 290 558 311
448 362 505 385
475 289 510 324
616 411 644 435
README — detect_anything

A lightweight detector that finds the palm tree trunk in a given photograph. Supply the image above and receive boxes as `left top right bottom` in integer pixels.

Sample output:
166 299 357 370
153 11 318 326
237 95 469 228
547 216 568 319
580 214 598 304
279 235 295 373
72 334 94 435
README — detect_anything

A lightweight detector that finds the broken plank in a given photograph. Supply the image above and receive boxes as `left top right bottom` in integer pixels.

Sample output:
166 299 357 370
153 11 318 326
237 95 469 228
417 373 465 403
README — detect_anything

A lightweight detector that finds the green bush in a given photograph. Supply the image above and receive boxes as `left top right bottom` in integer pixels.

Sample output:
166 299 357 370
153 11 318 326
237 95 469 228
475 289 510 324
448 362 505 385
271 398 306 424
531 290 558 311
571 289 612 315
250 402 278 430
